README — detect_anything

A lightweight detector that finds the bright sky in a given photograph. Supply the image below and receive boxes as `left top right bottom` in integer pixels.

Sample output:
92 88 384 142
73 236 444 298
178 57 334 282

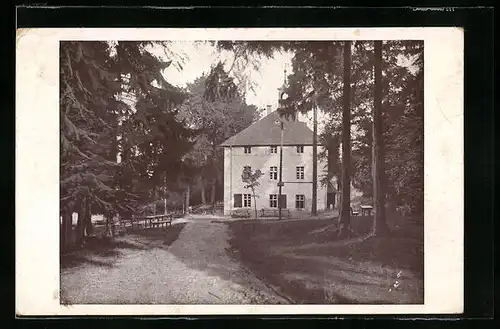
156 41 293 112
145 41 418 136
150 42 424 134
152 41 323 132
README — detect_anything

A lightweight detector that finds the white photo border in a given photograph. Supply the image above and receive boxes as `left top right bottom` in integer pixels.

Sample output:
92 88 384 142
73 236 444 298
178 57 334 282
15 27 464 316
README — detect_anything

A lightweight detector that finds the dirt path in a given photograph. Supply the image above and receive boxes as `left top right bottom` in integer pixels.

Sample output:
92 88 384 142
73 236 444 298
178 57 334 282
60 219 289 304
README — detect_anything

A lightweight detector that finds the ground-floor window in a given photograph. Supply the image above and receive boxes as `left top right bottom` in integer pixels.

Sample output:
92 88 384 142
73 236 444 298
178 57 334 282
243 194 252 207
296 194 305 209
269 194 278 208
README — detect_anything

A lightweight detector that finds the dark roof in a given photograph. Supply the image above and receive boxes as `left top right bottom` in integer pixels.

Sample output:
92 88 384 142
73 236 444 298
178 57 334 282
220 110 320 147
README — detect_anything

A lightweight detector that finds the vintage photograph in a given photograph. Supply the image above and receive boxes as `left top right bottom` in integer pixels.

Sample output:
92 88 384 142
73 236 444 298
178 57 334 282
58 39 424 305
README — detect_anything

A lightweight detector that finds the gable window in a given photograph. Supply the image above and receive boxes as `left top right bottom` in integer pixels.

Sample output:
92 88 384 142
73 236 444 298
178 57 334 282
296 194 305 209
244 147 252 154
234 194 242 208
269 194 278 208
296 145 304 153
270 146 277 154
270 166 278 180
296 166 305 179
243 194 252 207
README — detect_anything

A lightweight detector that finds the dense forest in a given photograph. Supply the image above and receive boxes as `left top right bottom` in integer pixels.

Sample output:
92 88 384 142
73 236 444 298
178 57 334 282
283 41 423 217
59 41 258 248
214 40 423 236
60 40 423 248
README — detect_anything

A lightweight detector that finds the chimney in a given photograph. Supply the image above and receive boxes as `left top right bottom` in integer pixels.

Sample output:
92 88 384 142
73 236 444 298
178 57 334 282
266 105 273 115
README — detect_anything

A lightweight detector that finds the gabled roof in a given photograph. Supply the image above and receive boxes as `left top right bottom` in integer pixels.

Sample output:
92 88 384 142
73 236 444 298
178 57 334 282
220 110 321 147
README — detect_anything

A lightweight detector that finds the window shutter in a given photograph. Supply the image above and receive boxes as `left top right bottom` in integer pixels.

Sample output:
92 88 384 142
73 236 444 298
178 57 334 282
234 194 242 208
279 194 287 208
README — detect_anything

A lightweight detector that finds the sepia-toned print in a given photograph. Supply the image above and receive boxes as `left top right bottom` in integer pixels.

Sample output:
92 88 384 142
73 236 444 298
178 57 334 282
59 39 424 305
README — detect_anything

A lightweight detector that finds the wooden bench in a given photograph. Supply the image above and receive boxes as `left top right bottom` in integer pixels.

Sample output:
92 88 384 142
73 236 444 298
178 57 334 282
260 208 291 218
115 218 132 235
144 214 173 229
149 215 173 228
125 214 173 230
120 218 133 229
231 209 251 218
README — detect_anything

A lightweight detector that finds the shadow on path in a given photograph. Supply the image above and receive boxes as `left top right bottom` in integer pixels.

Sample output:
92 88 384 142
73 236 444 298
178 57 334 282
167 221 290 304
61 223 187 270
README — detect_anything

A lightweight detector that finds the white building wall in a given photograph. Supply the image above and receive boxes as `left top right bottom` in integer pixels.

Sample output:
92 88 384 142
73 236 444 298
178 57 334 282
223 145 328 216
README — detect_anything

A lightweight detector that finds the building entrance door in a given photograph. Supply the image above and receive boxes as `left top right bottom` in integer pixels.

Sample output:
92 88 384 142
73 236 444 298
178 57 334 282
327 192 336 210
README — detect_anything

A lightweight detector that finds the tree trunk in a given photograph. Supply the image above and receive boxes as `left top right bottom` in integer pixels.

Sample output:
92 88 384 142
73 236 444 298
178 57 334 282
75 216 83 246
105 213 114 237
329 133 341 214
210 179 216 206
153 186 157 216
372 40 390 236
201 187 206 205
163 174 167 214
60 214 64 250
83 198 93 237
336 178 342 213
312 104 318 216
338 41 353 237
60 210 72 251
75 202 85 247
186 184 191 212
200 177 206 205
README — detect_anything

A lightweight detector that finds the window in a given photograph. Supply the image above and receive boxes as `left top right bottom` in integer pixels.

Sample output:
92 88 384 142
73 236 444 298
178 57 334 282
270 166 278 180
243 165 251 172
269 194 278 208
296 145 304 153
234 194 242 208
243 194 252 207
296 166 304 179
270 146 277 154
244 147 252 154
296 194 305 209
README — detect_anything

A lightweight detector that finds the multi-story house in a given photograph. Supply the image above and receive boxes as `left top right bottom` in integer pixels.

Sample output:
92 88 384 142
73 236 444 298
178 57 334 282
220 105 329 217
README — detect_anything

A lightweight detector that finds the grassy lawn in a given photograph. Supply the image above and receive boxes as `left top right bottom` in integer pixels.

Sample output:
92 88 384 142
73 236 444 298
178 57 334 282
227 215 423 304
